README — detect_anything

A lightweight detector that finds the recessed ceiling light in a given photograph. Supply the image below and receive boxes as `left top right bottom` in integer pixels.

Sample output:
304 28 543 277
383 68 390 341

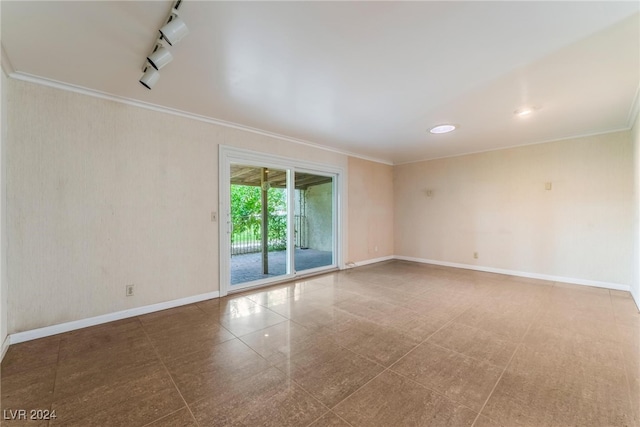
429 124 456 134
514 107 538 117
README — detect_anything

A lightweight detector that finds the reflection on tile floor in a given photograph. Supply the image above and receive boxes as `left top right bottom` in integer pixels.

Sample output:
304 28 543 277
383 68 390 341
1 261 639 426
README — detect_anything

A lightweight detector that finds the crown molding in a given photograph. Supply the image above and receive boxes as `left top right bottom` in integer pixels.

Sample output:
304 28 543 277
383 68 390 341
6 71 394 166
6 57 634 167
395 126 632 166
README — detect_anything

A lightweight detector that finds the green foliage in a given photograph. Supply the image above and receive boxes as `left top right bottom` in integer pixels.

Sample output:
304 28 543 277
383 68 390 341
230 184 287 250
230 185 261 236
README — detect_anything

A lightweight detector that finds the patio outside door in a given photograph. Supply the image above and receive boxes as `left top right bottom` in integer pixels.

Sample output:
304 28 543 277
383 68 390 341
229 164 290 286
219 147 341 295
294 171 334 274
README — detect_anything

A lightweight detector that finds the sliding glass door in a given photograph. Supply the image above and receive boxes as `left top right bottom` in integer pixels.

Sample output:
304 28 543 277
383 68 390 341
229 164 290 285
219 147 341 295
294 171 334 274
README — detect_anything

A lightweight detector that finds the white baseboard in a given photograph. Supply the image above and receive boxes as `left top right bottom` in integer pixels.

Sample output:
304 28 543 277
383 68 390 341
1 334 9 361
631 288 640 311
394 256 631 292
8 291 219 346
5 257 635 349
344 255 395 268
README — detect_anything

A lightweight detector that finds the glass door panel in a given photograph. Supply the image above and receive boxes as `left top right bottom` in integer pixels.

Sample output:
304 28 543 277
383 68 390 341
294 172 334 272
230 164 289 286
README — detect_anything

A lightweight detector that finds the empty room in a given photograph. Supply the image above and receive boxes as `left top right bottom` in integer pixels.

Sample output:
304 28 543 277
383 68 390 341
0 1 639 426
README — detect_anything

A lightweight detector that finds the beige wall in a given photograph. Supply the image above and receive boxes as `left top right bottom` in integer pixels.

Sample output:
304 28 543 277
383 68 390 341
6 74 636 337
6 78 349 333
347 157 394 263
1 70 7 349
632 108 640 306
394 132 633 286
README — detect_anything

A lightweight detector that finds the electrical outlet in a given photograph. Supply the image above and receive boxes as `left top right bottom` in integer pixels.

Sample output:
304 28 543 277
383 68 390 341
473 252 478 259
126 285 134 297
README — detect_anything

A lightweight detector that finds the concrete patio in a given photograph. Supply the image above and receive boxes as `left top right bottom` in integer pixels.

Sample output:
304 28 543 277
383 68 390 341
231 248 333 285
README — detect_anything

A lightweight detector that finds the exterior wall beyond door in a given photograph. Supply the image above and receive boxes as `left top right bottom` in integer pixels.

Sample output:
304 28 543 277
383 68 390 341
306 182 333 252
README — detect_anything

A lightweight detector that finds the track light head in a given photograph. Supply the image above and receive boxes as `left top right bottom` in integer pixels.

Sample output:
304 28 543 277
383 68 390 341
159 14 189 46
147 45 173 70
139 67 160 89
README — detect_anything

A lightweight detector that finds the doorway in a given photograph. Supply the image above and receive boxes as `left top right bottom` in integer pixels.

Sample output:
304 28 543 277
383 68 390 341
294 171 335 274
219 147 342 295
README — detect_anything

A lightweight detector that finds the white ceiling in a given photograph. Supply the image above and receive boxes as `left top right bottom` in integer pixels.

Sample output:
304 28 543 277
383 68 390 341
2 1 639 164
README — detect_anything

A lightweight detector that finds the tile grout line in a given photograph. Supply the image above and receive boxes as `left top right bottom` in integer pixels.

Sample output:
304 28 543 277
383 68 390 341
258 308 390 398
141 305 239 368
227 293 411 372
332 412 357 427
469 346 518 427
425 340 508 371
136 316 203 427
226 316 290 340
469 305 543 427
388 368 484 417
303 410 357 427
303 411 333 427
255 305 395 417
337 276 503 416
210 303 340 414
192 296 291 343
226 297 389 373
46 336 63 427
377 302 502 418
608 290 639 427
387 302 476 370
140 407 188 427
213 327 339 427
275 373 341 427
323 302 475 415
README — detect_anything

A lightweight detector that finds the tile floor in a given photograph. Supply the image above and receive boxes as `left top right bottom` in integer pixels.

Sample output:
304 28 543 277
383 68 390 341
1 261 639 427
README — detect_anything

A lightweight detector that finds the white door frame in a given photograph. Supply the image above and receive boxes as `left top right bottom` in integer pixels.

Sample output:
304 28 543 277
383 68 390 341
219 145 344 297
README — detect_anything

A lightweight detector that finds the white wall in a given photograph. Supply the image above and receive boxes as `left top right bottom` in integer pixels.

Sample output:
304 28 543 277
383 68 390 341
394 132 634 287
306 182 333 252
6 78 348 334
632 108 640 307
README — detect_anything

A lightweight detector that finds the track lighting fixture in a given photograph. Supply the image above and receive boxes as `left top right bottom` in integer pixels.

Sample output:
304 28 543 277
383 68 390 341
139 67 160 89
159 14 189 46
139 0 187 90
147 44 173 70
